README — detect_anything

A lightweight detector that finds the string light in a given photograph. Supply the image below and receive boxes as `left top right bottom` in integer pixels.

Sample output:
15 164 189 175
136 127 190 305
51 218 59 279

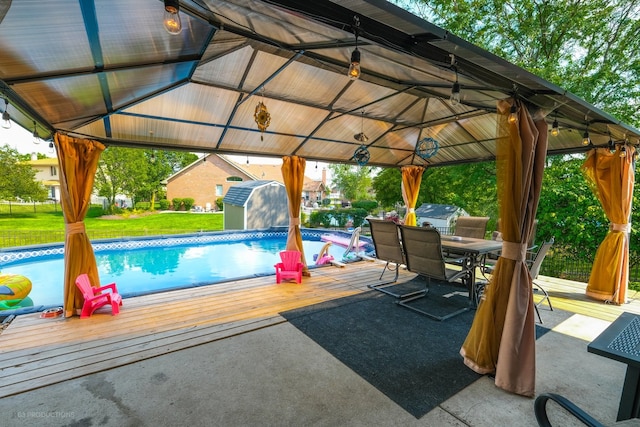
508 103 518 124
348 16 361 80
551 118 559 136
163 0 182 35
1 98 10 129
32 121 42 144
450 55 460 105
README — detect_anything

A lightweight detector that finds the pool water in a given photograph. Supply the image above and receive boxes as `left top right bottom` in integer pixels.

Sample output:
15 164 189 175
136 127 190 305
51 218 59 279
0 230 369 310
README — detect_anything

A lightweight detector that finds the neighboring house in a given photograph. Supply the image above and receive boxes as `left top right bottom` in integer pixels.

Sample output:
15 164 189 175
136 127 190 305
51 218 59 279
415 203 468 231
302 168 328 207
26 155 60 201
165 154 326 210
222 180 288 230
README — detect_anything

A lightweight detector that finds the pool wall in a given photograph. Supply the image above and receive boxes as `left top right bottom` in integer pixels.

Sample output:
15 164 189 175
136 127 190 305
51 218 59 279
0 227 373 266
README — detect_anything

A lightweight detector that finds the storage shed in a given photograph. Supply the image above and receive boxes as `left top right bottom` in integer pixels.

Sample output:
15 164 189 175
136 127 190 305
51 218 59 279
223 180 289 230
415 204 468 231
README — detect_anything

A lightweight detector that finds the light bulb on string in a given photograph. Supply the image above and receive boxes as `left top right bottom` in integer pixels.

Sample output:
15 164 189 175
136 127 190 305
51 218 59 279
551 118 559 136
32 121 42 144
48 141 55 154
348 16 361 80
508 104 518 124
163 0 182 35
1 98 10 129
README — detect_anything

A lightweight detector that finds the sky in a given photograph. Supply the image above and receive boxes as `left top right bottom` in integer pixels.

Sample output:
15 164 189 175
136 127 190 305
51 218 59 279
0 120 332 183
0 121 52 157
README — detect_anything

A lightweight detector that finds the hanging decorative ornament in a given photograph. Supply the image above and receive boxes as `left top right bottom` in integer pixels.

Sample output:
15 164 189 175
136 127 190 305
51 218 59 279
353 144 370 166
416 137 439 159
254 101 271 141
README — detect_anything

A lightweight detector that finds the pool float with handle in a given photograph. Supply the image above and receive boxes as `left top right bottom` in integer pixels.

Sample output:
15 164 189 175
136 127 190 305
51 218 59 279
0 274 33 310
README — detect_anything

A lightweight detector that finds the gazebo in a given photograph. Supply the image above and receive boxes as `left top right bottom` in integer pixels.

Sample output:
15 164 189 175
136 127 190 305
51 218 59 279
1 0 638 399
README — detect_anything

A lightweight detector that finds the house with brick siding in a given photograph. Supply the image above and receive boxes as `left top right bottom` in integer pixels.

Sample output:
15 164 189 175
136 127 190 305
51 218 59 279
164 154 329 210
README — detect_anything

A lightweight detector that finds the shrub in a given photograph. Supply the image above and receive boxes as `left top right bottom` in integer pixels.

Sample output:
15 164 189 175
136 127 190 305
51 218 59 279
159 199 170 210
172 198 183 211
216 197 224 211
86 205 105 218
352 200 378 213
308 208 367 228
135 201 151 210
321 198 332 206
183 198 195 211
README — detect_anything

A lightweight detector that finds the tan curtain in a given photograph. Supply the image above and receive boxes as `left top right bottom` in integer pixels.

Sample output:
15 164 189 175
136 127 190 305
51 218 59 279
281 156 309 275
460 99 547 397
582 146 635 304
401 165 425 227
55 133 105 317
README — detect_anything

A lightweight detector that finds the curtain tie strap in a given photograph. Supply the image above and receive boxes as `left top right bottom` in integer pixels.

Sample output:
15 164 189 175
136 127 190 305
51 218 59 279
290 217 300 226
407 208 415 214
66 222 86 235
501 242 528 262
610 223 630 232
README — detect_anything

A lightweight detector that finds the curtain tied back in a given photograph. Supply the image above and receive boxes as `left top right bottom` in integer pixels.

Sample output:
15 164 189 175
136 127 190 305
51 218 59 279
65 221 86 235
501 242 528 262
610 223 630 232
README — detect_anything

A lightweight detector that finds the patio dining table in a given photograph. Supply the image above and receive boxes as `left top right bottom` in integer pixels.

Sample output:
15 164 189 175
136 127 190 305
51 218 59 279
440 235 503 307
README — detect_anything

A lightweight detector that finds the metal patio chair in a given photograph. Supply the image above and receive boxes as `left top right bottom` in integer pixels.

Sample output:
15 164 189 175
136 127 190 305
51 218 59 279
397 225 472 321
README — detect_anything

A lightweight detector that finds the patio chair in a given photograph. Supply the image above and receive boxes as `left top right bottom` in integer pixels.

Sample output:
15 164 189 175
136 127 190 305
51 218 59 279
534 393 604 427
75 273 122 318
445 216 491 268
528 238 554 323
366 219 423 299
397 225 472 321
454 216 490 239
274 250 303 284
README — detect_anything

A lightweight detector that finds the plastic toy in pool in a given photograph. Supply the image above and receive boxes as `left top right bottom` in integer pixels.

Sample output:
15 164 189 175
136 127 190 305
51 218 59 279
0 274 33 310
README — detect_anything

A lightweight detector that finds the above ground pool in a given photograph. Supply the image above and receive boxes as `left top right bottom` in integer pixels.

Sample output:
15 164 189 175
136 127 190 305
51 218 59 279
0 228 373 314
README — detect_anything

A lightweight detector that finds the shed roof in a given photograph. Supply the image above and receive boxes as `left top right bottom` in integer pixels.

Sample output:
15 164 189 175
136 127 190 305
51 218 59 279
1 1 638 168
415 203 465 220
222 180 284 206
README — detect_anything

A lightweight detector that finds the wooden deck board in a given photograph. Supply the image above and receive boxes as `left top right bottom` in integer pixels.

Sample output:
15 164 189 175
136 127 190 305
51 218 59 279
0 261 635 399
0 262 412 398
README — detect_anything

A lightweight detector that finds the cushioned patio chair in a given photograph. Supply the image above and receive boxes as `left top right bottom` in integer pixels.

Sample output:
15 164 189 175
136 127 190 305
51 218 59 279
397 225 472 321
274 250 303 284
75 273 122 318
366 219 423 299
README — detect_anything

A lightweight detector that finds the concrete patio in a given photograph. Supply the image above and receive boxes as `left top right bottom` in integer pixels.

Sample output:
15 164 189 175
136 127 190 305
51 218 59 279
1 261 639 426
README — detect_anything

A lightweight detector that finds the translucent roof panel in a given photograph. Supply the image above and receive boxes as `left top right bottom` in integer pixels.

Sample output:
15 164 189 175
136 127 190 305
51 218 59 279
0 0 637 168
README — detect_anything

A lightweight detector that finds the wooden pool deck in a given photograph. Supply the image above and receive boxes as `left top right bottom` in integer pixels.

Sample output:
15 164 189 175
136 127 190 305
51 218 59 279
1 259 639 399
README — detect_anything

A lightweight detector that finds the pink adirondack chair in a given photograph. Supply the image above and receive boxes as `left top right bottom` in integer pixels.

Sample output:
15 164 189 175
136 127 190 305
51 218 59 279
274 250 303 284
75 273 123 318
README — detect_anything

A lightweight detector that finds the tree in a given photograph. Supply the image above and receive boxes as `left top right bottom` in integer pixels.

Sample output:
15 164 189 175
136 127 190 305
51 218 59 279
0 145 48 201
371 167 403 209
371 162 498 227
328 164 375 201
95 146 147 210
390 0 640 126
536 154 606 257
134 150 197 209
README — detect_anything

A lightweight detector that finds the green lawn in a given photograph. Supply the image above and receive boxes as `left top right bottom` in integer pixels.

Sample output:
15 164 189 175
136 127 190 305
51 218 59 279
0 210 224 247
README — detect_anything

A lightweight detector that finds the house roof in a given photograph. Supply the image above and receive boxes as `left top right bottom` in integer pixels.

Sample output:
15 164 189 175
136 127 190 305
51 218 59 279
415 203 465 219
1 1 638 169
222 180 284 206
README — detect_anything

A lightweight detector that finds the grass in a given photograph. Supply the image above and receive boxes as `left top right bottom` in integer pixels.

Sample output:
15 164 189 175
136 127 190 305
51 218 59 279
0 208 224 248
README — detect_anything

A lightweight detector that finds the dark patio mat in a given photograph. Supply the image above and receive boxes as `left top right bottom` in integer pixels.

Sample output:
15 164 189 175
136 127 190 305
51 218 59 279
281 276 572 419
280 277 481 418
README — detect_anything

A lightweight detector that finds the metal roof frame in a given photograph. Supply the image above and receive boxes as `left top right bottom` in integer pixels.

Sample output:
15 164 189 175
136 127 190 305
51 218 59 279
0 0 638 168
